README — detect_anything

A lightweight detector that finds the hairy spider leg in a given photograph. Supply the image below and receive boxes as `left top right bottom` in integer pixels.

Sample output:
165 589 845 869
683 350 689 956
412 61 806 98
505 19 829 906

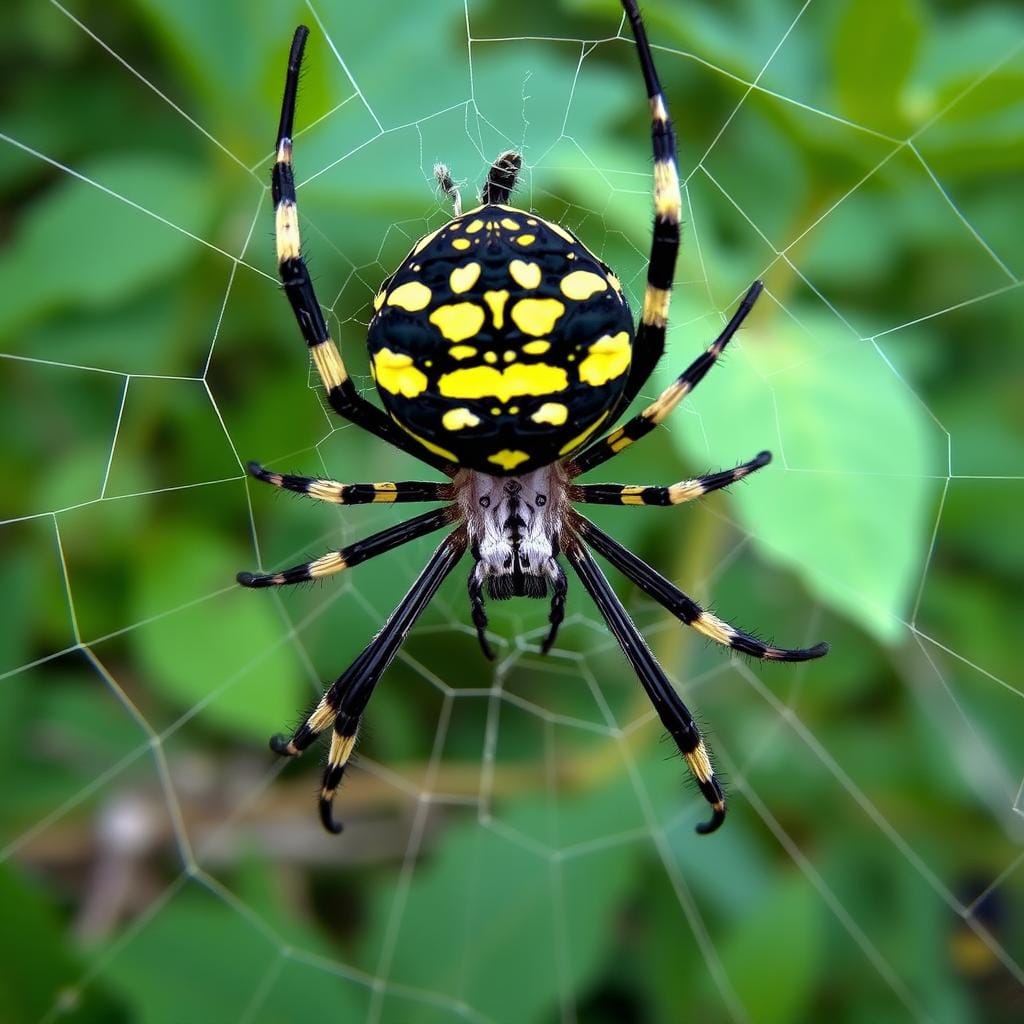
237 506 456 588
613 0 682 412
570 280 764 476
272 27 453 475
566 537 726 834
271 529 468 832
572 451 771 506
247 461 451 506
574 513 829 662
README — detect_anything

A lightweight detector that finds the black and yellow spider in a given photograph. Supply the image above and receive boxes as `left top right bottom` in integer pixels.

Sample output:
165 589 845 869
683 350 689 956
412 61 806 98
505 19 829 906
239 1 828 836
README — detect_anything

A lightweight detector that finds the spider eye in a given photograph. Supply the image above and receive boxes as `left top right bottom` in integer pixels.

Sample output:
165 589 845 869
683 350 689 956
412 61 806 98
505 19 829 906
479 495 490 508
535 494 547 506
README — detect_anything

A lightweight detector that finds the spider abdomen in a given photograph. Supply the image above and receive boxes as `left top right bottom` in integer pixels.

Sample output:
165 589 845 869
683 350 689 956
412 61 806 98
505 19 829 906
367 204 634 474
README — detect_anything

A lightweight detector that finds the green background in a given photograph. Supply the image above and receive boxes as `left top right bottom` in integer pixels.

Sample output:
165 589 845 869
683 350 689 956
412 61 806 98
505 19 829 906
2 0 1022 1021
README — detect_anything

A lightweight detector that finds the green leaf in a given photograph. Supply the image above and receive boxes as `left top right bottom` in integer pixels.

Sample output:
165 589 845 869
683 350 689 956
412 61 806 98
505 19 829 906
101 881 364 1022
0 862 127 1023
359 779 642 1023
131 526 305 740
716 872 823 1024
658 307 936 643
0 154 216 337
833 0 924 137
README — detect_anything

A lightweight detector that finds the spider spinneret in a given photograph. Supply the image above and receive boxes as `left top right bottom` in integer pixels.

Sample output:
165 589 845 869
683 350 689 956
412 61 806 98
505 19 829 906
239 1 829 838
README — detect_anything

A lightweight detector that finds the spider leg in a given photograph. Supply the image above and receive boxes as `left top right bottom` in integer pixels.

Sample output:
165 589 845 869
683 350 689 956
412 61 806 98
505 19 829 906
570 451 771 506
434 163 463 217
272 28 453 475
468 562 495 661
573 512 829 662
480 150 522 205
569 280 763 476
271 527 468 833
615 0 682 411
540 558 567 654
247 461 450 506
236 506 456 588
564 535 725 835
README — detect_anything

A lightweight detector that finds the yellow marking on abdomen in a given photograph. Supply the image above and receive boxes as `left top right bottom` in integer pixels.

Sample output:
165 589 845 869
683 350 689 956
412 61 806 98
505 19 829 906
430 302 485 342
483 290 510 330
465 218 485 233
578 332 631 387
560 270 608 301
387 280 432 311
449 263 481 294
531 402 568 426
488 449 530 471
620 485 645 506
510 298 565 336
509 259 542 290
547 221 575 245
449 344 477 360
372 348 428 398
372 483 398 503
558 411 609 456
394 422 457 462
452 237 471 251
373 290 386 311
500 217 520 230
413 224 445 254
442 407 481 431
515 234 536 246
522 340 550 355
438 363 568 403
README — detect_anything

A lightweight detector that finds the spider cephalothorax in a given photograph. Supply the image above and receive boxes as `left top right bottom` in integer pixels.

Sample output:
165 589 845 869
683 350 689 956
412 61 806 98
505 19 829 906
239 1 828 837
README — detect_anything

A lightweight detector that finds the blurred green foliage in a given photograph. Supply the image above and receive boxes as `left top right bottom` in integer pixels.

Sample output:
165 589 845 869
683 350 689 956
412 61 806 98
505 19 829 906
1 0 1023 1022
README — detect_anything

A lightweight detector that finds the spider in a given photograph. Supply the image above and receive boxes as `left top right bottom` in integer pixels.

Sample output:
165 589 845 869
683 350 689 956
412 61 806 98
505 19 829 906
239 0 828 836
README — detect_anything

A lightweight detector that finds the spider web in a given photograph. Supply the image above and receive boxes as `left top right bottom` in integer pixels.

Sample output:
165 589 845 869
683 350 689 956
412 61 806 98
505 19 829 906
2 0 1023 1021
